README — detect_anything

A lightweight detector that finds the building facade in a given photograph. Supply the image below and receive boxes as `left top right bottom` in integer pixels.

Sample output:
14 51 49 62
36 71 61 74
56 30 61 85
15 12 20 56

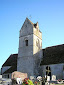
1 54 18 78
17 18 42 77
41 44 64 79
1 18 64 79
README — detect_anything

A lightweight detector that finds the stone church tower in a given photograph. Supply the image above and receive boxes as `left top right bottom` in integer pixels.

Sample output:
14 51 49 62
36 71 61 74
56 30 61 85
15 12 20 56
17 18 42 77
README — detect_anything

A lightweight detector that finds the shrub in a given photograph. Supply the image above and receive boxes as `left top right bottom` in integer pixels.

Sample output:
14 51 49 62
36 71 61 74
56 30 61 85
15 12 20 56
22 78 34 85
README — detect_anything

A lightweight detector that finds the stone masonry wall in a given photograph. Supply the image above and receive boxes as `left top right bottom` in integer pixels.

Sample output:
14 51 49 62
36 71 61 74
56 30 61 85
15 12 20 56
41 63 64 79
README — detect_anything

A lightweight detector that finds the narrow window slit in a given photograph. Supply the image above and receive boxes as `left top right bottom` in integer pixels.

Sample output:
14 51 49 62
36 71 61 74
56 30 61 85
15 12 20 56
25 40 28 46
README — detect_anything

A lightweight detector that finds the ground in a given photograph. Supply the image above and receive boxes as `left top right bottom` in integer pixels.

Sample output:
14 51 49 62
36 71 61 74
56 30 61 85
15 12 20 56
50 84 64 85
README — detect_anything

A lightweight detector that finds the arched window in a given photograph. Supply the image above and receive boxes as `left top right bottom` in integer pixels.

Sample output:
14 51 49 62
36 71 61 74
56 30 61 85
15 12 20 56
24 37 28 46
46 66 51 79
25 40 28 46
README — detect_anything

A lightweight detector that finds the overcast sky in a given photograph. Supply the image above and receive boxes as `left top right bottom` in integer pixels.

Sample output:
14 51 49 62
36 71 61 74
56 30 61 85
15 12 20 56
0 0 64 68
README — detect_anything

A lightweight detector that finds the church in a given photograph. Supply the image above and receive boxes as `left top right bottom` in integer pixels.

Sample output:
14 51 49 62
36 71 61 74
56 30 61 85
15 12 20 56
1 18 64 80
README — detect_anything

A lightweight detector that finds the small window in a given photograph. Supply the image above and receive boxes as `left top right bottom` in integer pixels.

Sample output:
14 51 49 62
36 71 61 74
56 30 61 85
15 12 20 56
8 74 9 78
25 40 28 46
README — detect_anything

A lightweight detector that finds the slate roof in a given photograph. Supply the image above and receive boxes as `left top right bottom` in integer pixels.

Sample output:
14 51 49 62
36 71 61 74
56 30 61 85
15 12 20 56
2 54 18 74
3 66 17 74
40 44 64 65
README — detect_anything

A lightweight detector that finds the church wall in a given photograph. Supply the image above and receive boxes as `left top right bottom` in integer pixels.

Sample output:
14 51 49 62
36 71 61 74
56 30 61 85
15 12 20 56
2 73 11 79
41 65 46 77
17 34 34 77
50 64 63 79
17 18 43 77
19 35 33 48
41 63 64 79
63 71 64 79
2 18 64 79
17 19 34 77
33 34 42 55
33 27 42 39
63 65 64 79
18 34 33 57
17 33 43 77
17 56 34 77
32 33 42 76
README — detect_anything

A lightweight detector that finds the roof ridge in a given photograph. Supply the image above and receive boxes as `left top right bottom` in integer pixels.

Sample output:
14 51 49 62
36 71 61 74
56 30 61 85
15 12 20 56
44 44 64 49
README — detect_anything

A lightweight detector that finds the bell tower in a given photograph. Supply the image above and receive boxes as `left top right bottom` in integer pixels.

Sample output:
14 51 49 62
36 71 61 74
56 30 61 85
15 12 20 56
17 18 42 77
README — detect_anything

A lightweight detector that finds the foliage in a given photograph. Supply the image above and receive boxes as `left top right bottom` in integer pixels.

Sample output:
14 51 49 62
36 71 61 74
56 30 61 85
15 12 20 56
22 78 34 85
34 81 40 85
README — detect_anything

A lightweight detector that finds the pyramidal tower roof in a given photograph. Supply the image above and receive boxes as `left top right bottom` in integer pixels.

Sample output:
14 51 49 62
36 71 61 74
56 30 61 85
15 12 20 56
21 17 42 33
26 17 39 29
26 17 34 25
